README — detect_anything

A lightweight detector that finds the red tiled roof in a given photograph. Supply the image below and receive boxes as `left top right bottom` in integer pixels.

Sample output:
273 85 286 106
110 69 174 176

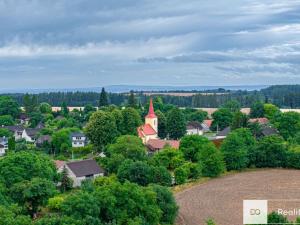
146 98 157 118
54 160 65 169
203 119 213 128
138 124 157 138
249 117 269 124
147 139 180 151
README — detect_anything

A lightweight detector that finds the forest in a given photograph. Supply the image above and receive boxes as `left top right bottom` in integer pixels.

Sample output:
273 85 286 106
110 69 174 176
3 85 300 108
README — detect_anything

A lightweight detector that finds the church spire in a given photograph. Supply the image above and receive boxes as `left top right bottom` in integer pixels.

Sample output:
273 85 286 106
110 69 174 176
146 98 156 118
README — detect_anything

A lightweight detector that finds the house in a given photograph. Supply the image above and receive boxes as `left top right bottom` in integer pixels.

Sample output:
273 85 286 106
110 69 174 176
261 126 279 137
0 137 8 156
36 135 52 147
22 128 40 142
216 127 231 139
202 119 213 132
249 117 269 125
137 98 158 144
147 139 180 153
19 113 30 125
65 159 105 187
70 132 88 148
186 121 204 135
4 125 24 140
54 160 66 173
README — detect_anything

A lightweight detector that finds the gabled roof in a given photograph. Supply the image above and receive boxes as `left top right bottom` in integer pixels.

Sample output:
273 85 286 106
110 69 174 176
36 135 52 144
25 128 40 137
4 125 24 132
261 126 278 136
186 121 203 130
138 124 157 138
66 159 104 177
147 139 180 151
216 127 231 137
70 132 86 138
54 160 65 169
203 119 213 128
249 117 269 124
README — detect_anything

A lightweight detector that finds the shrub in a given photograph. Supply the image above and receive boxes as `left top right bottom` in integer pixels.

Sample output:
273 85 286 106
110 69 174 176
48 196 64 211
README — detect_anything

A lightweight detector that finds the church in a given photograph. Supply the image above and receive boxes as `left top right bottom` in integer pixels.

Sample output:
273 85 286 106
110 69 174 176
137 99 180 151
137 98 158 143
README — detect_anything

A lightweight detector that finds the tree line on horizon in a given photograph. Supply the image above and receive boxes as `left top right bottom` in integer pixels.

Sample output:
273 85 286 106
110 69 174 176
1 85 300 108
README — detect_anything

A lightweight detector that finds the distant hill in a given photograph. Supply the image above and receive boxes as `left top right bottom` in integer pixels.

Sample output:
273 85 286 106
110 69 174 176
0 85 267 94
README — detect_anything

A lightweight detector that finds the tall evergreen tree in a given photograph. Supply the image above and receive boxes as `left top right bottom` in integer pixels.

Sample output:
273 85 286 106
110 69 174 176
128 90 137 108
99 87 109 107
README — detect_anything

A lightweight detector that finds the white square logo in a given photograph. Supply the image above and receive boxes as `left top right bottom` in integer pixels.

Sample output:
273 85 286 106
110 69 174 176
243 200 268 224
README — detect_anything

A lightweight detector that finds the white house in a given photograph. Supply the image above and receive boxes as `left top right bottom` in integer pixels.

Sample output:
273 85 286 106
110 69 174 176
0 137 8 156
70 132 88 148
65 159 105 187
4 125 24 140
22 128 40 143
186 121 204 135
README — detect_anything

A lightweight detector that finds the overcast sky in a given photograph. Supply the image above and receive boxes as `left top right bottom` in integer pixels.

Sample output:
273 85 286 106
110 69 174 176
0 0 300 89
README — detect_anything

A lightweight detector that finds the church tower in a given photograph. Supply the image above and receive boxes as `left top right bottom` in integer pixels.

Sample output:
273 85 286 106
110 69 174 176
145 98 158 132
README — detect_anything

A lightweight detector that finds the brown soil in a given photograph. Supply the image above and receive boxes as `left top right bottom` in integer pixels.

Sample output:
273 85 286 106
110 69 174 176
175 169 300 225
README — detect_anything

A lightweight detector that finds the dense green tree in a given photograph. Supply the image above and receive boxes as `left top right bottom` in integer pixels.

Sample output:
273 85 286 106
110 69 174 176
60 167 73 192
250 101 265 118
249 135 287 168
23 94 38 114
85 110 118 150
0 205 32 225
10 178 56 218
99 87 109 107
150 147 185 170
166 107 186 139
151 166 172 186
39 103 52 114
276 112 300 140
0 151 57 187
107 135 146 160
0 96 20 118
221 128 255 170
8 137 15 151
0 128 12 138
264 103 280 120
174 166 189 184
29 111 43 128
198 143 225 177
231 111 248 130
267 212 289 224
0 115 14 126
128 90 137 108
286 146 300 169
61 191 101 223
111 109 124 134
211 108 233 131
61 102 69 117
222 100 241 113
35 215 82 225
117 160 153 186
150 184 178 225
183 108 208 123
121 107 142 135
51 129 72 154
156 110 167 139
180 135 210 162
